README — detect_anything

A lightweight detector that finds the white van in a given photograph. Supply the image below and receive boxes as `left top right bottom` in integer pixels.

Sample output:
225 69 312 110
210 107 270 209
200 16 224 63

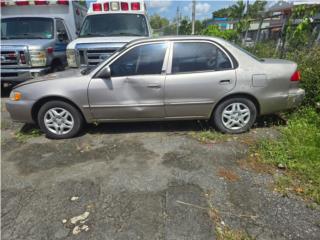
1 0 87 83
67 0 152 68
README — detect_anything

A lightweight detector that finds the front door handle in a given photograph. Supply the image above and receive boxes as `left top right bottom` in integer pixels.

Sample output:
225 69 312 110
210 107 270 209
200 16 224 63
219 79 231 85
147 84 161 88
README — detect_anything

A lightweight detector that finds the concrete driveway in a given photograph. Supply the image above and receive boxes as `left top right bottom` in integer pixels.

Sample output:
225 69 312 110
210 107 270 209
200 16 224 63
1 86 320 240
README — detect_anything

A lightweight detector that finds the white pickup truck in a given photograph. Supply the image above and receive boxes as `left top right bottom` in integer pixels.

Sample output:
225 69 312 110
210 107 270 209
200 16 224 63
67 0 152 69
1 0 87 84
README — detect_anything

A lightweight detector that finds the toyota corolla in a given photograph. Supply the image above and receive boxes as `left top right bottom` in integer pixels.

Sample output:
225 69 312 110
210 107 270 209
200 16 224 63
6 36 305 139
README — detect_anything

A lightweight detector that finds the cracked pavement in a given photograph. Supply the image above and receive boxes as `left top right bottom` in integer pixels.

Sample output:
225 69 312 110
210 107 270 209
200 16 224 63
1 89 320 240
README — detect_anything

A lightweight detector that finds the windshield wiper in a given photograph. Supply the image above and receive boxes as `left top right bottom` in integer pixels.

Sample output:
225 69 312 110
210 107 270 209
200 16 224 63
109 32 143 36
10 34 48 39
79 33 106 38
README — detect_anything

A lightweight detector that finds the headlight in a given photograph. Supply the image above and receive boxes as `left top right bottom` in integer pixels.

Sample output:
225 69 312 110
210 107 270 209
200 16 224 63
10 91 22 101
29 50 47 67
67 49 77 67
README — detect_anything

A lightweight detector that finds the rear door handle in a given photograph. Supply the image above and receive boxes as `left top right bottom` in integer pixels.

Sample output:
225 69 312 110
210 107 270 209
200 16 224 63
219 79 231 85
147 84 161 88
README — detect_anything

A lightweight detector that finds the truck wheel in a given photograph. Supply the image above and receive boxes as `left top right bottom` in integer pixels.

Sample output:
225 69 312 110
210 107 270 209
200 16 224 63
212 98 257 134
51 59 65 72
37 101 83 139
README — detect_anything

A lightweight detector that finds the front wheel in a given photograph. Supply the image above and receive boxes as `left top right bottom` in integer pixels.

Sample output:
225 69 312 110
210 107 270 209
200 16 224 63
212 98 257 134
38 101 83 139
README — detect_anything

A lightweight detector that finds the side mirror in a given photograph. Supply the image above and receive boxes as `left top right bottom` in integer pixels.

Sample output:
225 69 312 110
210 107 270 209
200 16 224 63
96 66 111 79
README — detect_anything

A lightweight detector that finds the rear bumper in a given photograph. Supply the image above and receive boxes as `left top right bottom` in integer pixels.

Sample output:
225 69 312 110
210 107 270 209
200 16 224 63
287 88 305 108
260 88 305 115
1 67 50 83
5 99 35 124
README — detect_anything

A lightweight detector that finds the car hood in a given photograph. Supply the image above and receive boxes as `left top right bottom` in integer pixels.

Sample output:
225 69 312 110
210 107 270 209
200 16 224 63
67 36 144 49
1 39 54 50
14 68 83 89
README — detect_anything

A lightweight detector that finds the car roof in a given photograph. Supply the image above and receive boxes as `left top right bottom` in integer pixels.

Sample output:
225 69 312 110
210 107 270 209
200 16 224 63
126 35 228 47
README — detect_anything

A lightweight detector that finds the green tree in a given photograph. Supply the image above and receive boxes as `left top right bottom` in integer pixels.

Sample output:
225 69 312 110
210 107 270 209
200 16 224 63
229 0 246 19
247 0 267 19
212 7 231 18
149 14 169 30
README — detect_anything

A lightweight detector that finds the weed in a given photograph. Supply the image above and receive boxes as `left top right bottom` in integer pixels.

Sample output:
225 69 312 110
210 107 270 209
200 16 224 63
191 130 228 143
256 108 320 204
15 128 42 142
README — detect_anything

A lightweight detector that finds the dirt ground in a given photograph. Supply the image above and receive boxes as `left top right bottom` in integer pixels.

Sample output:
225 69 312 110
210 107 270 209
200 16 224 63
1 86 320 240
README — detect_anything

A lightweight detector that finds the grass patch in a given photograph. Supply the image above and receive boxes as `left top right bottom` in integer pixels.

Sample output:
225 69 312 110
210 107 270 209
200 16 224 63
256 107 320 204
215 226 253 240
191 129 229 143
15 127 42 142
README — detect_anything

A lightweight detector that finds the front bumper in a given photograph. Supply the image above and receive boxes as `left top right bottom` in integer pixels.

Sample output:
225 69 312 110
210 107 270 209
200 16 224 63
5 99 36 124
1 67 50 83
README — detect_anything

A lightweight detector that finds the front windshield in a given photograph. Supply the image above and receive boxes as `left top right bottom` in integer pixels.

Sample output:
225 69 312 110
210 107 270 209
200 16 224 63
79 14 149 37
1 18 54 40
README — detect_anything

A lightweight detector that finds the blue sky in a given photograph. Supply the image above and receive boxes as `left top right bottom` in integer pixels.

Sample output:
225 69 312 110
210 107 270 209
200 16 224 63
146 0 236 20
86 1 320 21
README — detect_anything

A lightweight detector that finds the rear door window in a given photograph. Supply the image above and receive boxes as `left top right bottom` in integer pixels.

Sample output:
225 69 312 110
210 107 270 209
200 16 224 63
172 42 232 74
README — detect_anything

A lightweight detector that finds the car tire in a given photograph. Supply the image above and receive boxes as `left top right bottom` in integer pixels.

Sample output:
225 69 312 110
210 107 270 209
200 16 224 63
37 100 83 139
212 97 257 134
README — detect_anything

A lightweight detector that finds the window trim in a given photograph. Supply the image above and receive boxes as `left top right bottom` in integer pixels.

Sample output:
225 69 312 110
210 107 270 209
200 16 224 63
93 41 170 78
167 40 235 75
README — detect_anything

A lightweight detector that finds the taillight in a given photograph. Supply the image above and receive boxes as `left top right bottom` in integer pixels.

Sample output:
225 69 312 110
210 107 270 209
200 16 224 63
1 0 5 7
121 2 129 11
47 47 53 54
19 52 26 64
92 3 102 11
131 2 140 10
291 70 301 81
16 0 29 6
103 2 109 11
35 0 48 5
57 0 69 5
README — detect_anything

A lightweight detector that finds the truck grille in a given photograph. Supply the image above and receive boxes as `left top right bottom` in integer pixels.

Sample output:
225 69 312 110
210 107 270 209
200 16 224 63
1 51 19 66
80 49 116 67
1 46 29 67
75 43 126 68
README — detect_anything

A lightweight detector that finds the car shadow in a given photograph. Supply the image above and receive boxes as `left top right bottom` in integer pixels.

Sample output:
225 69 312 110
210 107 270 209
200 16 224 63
84 120 211 135
15 114 287 138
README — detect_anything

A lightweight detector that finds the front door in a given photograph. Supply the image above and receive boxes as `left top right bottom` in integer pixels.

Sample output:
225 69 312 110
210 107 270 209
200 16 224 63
165 41 237 118
88 42 169 120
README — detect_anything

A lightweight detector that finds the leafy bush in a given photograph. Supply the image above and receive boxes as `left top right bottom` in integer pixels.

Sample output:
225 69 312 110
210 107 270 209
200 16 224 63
258 108 320 203
202 25 238 41
286 46 320 106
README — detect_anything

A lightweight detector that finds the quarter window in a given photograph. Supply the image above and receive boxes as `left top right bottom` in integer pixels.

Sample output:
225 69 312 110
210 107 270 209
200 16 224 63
172 42 232 74
111 43 167 77
56 19 69 42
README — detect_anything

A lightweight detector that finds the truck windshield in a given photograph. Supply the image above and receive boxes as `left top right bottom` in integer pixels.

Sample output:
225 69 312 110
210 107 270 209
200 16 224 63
79 14 149 37
1 18 54 40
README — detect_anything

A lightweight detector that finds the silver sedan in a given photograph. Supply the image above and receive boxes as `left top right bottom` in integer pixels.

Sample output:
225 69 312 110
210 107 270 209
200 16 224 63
6 36 305 139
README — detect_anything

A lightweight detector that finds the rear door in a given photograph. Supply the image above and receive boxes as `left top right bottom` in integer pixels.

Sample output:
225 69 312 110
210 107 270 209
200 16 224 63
88 42 169 120
164 41 237 118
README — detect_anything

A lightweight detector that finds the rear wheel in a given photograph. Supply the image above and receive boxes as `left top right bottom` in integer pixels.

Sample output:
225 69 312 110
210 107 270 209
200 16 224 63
212 97 257 134
37 101 83 139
